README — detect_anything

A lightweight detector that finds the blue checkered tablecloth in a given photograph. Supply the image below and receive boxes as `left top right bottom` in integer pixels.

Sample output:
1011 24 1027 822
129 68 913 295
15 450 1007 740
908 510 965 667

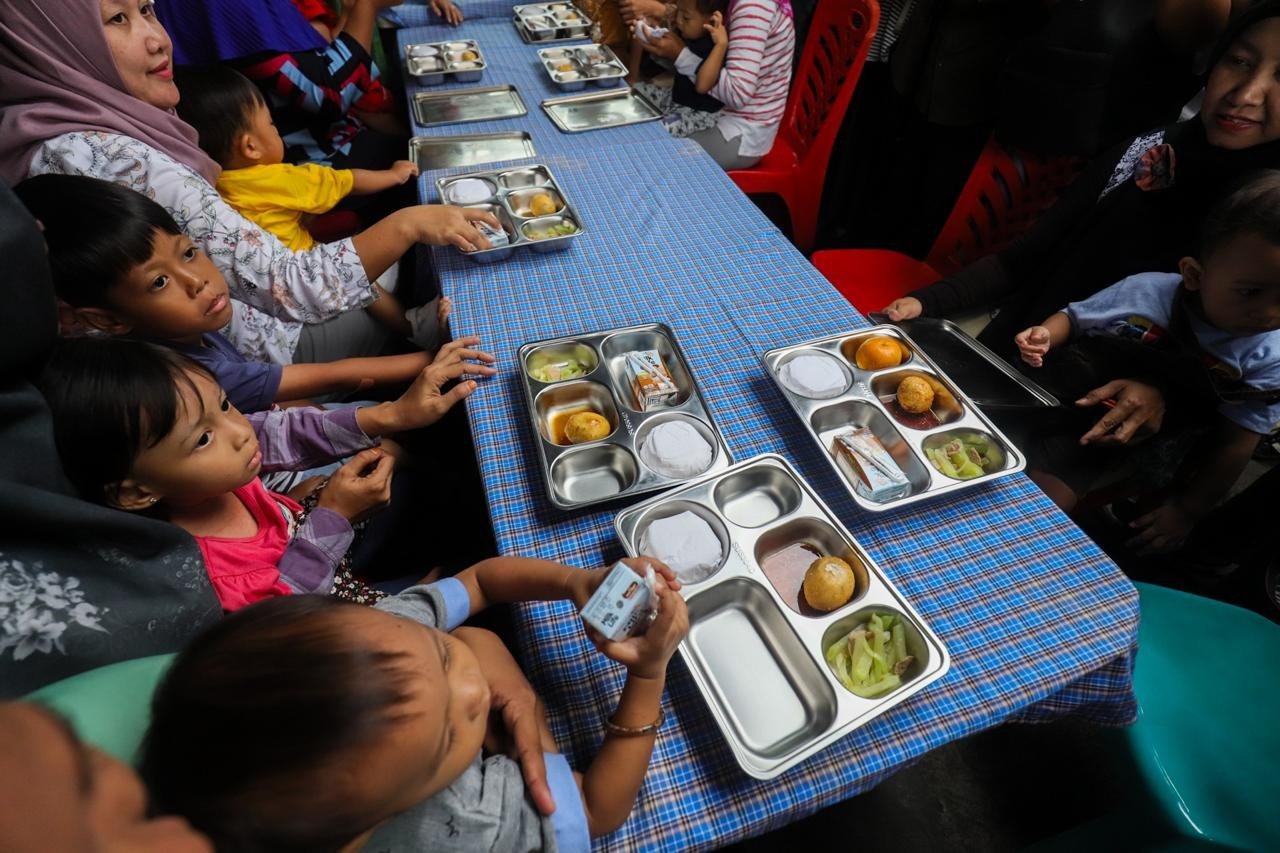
393 12 1139 850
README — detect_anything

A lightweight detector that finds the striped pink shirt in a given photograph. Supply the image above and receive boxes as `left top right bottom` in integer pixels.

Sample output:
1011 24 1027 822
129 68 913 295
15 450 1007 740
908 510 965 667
676 0 795 157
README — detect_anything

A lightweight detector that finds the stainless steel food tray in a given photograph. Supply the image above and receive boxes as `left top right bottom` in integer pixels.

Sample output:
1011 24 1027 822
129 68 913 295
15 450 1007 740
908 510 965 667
518 323 733 509
408 132 536 170
868 313 1061 410
763 325 1026 513
434 163 582 262
541 88 662 133
536 44 627 91
513 2 593 42
615 453 950 779
405 39 487 84
412 85 527 128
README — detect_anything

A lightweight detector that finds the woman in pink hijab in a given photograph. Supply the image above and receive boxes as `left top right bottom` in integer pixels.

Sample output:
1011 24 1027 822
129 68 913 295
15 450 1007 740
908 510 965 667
0 0 496 367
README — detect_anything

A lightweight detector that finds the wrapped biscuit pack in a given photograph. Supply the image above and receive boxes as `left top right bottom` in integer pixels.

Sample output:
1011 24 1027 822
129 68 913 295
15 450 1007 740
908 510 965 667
475 219 510 249
625 350 678 410
832 428 911 503
580 561 659 641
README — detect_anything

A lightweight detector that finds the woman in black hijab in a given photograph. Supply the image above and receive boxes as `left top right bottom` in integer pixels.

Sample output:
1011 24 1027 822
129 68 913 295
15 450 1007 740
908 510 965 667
887 0 1280 359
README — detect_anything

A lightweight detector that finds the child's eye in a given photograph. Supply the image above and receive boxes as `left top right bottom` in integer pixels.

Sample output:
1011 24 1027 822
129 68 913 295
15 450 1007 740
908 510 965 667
219 396 232 413
194 431 213 449
1237 288 1262 298
1229 53 1254 69
149 275 169 291
183 246 198 261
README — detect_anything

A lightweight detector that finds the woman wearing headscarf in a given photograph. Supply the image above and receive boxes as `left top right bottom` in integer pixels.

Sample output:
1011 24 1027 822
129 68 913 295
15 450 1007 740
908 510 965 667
0 0 495 367
156 0 413 171
885 0 1280 367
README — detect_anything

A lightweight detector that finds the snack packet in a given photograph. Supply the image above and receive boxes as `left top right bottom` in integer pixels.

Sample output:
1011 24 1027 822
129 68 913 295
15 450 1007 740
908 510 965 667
625 350 678 410
832 428 911 502
580 561 659 641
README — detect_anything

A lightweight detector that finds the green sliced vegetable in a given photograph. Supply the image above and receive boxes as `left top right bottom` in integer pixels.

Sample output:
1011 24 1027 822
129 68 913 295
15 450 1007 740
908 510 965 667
824 610 919 699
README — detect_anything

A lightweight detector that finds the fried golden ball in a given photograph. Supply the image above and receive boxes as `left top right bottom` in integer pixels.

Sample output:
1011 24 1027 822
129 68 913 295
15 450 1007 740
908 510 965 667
896 375 935 414
854 337 905 370
565 411 610 444
802 556 856 611
530 192 558 217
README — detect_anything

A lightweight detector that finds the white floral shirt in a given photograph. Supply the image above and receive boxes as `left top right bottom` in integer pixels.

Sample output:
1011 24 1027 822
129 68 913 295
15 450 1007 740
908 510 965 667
30 131 376 365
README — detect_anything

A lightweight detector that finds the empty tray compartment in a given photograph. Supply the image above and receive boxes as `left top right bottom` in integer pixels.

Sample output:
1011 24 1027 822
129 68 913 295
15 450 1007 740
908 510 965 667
685 579 837 763
712 463 803 528
549 444 638 504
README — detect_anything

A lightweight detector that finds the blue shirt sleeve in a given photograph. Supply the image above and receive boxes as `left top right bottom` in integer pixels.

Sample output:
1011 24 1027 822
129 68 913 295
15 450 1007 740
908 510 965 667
545 752 590 853
434 576 471 632
170 334 282 413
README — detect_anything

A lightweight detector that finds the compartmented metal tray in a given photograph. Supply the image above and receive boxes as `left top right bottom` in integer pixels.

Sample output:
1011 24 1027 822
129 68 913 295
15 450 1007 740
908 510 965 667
513 2 593 42
408 132 536 170
867 314 1061 410
536 44 626 90
405 39 486 84
763 325 1026 513
434 163 582 262
615 453 950 779
412 85 527 128
518 323 732 509
541 87 662 132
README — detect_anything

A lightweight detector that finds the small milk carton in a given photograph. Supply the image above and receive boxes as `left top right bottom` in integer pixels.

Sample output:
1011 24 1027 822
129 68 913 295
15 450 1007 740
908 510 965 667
580 561 657 641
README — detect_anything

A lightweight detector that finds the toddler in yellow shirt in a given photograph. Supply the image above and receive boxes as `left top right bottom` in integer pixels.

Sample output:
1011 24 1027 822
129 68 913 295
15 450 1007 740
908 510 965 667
176 66 446 350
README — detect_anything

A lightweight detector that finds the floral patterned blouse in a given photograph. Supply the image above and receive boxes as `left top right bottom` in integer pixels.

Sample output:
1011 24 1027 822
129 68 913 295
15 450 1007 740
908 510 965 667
30 131 375 364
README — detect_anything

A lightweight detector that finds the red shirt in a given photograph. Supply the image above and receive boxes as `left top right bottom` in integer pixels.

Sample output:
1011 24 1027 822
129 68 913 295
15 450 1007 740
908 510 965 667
194 480 302 611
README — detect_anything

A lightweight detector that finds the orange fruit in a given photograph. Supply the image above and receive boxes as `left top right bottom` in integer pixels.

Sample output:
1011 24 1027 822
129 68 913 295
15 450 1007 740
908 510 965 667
854 337 905 370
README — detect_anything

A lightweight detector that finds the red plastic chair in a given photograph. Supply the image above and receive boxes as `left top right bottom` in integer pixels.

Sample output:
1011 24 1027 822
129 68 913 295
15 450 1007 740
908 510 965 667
811 137 1084 313
727 0 880 254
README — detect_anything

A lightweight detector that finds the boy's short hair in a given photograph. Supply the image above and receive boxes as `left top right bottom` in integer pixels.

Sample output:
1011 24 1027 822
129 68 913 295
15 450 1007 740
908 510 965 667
690 0 729 15
140 596 417 853
1201 170 1280 259
174 66 267 166
36 338 212 502
14 174 181 308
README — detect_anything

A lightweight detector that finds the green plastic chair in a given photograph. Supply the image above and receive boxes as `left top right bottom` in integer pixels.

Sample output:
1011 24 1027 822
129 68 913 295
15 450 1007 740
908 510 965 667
25 654 174 763
1037 582 1279 851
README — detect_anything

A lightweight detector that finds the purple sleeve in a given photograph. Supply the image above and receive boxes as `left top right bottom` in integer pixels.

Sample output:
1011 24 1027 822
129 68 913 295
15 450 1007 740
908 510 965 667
248 406 377 472
277 507 352 594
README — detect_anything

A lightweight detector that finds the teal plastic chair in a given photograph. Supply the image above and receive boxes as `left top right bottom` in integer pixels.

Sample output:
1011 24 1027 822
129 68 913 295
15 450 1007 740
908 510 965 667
1038 582 1279 851
25 653 174 763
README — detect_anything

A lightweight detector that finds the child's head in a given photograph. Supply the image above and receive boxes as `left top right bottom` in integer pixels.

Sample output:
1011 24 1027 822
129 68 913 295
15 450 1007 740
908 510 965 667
1181 171 1280 336
174 66 285 169
37 338 259 508
674 0 728 41
141 596 489 852
15 175 233 341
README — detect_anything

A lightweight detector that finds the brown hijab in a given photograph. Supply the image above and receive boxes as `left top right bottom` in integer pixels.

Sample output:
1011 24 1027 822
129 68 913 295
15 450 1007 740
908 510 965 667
0 0 220 185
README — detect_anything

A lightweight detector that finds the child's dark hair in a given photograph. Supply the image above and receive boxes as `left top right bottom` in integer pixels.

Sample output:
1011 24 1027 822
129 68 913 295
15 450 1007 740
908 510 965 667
35 338 213 502
174 65 267 166
141 595 417 853
14 174 181 307
689 0 728 15
1201 170 1280 259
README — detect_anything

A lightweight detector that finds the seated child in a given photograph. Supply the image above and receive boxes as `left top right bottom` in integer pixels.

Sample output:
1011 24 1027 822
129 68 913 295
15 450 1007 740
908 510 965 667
140 558 689 851
15 174 466 414
632 0 728 137
36 337 496 610
1014 173 1280 552
174 65 446 351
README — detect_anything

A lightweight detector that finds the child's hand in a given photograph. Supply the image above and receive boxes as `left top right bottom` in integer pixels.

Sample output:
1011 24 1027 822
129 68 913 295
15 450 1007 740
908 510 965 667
317 447 394 523
705 11 727 45
570 557 682 611
384 336 498 430
586 576 689 679
390 160 419 184
1126 499 1195 555
438 295 452 328
1014 325 1052 367
430 0 464 25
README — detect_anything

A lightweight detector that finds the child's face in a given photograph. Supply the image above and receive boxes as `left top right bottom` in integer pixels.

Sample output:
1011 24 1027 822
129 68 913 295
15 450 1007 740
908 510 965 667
242 101 286 167
328 608 491 823
114 368 261 510
92 230 233 343
1183 232 1280 335
674 0 711 41
1203 17 1280 150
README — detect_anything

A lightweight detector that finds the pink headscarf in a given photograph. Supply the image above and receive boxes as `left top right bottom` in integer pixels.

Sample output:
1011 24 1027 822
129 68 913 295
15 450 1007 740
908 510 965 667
0 0 220 186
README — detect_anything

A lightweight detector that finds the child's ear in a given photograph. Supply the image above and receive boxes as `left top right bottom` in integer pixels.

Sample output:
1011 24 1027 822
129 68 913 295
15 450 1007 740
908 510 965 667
1179 256 1204 291
105 479 159 512
73 306 133 336
238 130 263 164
